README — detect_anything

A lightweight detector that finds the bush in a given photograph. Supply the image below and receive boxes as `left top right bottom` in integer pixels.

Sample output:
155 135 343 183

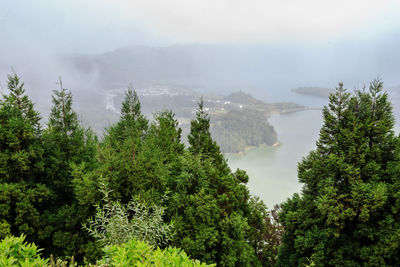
0 235 214 266
97 238 215 266
0 235 48 266
83 177 174 247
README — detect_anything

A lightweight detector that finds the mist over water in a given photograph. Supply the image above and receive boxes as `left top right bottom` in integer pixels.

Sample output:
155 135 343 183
227 109 323 208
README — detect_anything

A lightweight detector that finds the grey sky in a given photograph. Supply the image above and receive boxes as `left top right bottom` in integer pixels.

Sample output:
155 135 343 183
1 0 399 54
1 0 400 101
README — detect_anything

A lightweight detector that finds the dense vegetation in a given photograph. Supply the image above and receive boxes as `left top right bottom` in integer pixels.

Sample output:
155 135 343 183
0 235 213 266
78 89 302 154
1 74 400 266
278 81 400 266
0 74 278 266
211 109 277 153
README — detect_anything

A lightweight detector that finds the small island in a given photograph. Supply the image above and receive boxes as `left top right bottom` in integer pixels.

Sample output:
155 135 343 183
291 86 334 98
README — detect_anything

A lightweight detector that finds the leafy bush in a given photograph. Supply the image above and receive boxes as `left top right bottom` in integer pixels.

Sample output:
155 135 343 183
0 235 48 266
0 235 213 266
83 177 174 247
97 238 215 266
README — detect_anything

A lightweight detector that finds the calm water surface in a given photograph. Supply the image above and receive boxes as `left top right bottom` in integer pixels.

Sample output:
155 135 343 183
226 109 323 208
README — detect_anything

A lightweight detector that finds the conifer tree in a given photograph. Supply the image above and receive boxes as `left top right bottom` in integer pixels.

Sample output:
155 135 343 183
136 110 184 199
0 74 43 182
166 99 273 266
277 80 400 266
111 86 148 144
188 98 226 171
39 78 99 259
43 79 95 198
82 87 149 203
0 74 51 241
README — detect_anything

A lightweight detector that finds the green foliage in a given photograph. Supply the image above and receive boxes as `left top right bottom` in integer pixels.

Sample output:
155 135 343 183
188 98 224 165
247 199 283 266
39 79 99 260
163 100 275 266
277 80 400 266
83 177 174 247
211 109 277 153
0 182 51 238
1 235 212 266
0 73 44 183
84 88 151 203
0 75 278 266
97 238 214 266
0 234 48 266
0 74 52 243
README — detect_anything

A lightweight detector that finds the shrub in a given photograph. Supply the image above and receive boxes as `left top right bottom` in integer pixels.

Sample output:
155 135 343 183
0 234 48 266
83 177 174 247
97 238 215 266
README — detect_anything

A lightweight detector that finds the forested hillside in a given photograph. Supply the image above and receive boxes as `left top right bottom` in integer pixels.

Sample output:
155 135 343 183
211 109 277 153
1 74 399 266
83 88 303 154
0 74 280 266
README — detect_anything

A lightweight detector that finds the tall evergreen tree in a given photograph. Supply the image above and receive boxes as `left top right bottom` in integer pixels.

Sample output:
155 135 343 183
0 74 51 241
111 86 148 144
167 99 273 266
39 79 99 259
188 98 226 171
136 110 185 199
78 87 150 203
277 80 400 266
43 78 97 199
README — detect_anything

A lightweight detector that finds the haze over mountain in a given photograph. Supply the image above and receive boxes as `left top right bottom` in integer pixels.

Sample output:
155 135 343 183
1 1 400 106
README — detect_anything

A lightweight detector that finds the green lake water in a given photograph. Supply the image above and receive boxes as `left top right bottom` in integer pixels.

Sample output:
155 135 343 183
226 109 323 208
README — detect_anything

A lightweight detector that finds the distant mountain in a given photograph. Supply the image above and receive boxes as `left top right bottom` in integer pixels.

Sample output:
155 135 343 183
291 87 334 99
64 43 400 97
66 45 237 90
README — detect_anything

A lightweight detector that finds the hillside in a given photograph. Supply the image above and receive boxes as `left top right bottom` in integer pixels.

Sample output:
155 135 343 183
88 86 305 153
291 86 334 98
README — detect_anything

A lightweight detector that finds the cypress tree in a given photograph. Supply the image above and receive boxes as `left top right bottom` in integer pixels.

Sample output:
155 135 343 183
0 74 51 241
277 80 400 266
85 87 149 202
188 98 226 171
40 78 99 259
167 99 273 266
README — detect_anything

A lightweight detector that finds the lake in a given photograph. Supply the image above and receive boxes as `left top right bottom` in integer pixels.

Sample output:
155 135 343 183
226 109 323 208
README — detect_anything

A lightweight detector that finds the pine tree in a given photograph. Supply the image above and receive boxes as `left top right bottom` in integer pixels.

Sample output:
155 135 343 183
277 80 400 266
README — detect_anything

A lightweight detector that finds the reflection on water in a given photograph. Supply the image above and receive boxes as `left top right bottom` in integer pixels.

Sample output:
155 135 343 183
226 109 323 208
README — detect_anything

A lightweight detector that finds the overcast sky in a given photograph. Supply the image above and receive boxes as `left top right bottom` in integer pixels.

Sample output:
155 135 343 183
1 0 400 100
1 0 399 53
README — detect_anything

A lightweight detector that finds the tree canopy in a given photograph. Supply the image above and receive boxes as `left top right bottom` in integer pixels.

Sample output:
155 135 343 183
277 80 400 266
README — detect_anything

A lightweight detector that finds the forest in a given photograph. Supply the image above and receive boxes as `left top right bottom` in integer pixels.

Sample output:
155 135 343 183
1 74 400 266
211 109 277 153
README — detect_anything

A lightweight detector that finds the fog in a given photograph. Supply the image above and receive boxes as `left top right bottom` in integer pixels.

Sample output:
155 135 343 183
1 0 400 206
2 1 400 100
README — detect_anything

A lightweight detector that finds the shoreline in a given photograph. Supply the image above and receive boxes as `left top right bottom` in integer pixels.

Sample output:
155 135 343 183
224 141 282 157
223 107 313 156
